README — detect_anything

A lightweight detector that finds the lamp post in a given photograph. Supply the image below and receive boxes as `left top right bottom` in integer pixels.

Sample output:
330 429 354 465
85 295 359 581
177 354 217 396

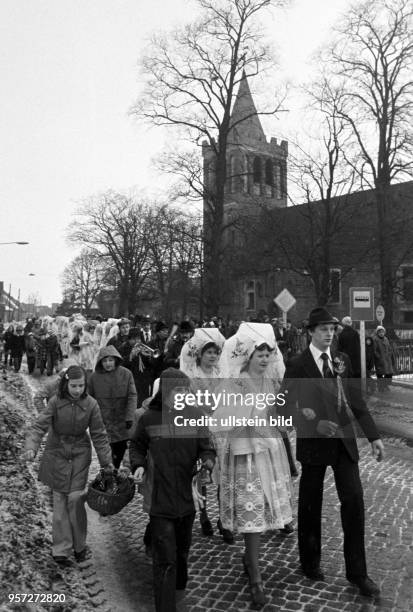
27 274 36 316
0 241 29 245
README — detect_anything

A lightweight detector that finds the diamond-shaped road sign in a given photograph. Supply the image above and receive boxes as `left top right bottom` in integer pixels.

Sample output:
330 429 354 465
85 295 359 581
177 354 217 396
274 288 296 312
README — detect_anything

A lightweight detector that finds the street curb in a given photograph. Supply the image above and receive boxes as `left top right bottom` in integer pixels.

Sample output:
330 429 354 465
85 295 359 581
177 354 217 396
390 380 413 389
374 416 413 446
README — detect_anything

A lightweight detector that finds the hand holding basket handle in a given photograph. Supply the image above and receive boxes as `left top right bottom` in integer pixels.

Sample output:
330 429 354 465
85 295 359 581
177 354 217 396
86 465 136 516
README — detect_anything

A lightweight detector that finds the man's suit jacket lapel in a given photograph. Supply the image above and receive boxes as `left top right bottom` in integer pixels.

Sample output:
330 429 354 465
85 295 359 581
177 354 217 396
302 347 322 379
303 347 339 421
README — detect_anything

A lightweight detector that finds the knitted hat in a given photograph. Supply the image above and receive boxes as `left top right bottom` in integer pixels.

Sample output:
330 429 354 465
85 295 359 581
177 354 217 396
118 317 131 328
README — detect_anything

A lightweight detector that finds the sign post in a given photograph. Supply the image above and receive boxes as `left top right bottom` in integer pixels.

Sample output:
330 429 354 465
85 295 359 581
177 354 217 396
274 289 296 328
349 287 375 393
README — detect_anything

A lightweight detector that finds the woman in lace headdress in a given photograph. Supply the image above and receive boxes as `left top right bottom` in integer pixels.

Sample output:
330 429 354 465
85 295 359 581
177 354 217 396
180 328 234 542
214 322 293 609
69 320 95 373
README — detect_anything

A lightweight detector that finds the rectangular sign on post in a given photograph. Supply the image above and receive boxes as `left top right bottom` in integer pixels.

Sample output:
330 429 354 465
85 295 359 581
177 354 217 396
349 287 375 321
349 287 374 394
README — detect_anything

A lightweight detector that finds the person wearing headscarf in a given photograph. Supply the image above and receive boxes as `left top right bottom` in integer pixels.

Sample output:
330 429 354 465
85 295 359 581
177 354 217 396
213 323 293 608
69 321 95 374
180 327 233 542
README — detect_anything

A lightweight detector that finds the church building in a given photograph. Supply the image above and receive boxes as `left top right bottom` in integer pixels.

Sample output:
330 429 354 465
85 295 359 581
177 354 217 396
202 73 413 330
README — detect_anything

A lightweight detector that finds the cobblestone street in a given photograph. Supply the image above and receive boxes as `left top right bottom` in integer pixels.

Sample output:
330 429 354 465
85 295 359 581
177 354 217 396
4 372 412 612
84 438 413 612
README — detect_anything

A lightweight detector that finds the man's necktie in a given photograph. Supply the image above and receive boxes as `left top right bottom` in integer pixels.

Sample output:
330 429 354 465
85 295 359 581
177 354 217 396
320 352 339 420
320 352 334 378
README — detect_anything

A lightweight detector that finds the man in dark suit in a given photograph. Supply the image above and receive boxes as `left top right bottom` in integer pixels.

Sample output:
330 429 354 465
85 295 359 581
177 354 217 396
139 315 153 345
281 307 384 598
338 316 361 377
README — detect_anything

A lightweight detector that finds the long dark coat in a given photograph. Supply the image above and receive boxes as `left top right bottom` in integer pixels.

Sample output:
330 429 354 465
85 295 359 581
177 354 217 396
338 326 361 377
373 335 394 376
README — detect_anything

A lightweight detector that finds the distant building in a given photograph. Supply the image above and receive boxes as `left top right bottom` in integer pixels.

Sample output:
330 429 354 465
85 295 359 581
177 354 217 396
202 74 413 329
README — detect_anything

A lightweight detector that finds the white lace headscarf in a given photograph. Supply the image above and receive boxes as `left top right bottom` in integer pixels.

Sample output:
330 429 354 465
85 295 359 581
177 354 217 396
219 322 285 382
180 328 226 378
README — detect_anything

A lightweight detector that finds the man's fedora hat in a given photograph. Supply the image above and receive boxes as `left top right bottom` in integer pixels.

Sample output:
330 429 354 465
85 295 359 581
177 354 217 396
306 307 337 328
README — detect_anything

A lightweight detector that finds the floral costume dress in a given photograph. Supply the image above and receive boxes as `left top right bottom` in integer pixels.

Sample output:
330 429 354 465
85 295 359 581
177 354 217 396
214 322 293 534
215 374 293 533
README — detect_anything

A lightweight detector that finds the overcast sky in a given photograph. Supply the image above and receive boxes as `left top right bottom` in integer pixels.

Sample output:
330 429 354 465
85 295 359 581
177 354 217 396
0 0 350 307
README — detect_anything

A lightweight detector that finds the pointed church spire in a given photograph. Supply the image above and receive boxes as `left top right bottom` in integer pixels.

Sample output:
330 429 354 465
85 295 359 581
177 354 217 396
230 71 266 145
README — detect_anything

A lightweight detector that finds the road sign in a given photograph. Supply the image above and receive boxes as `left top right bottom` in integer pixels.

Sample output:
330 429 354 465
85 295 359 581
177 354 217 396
376 304 385 323
274 288 296 312
349 287 375 321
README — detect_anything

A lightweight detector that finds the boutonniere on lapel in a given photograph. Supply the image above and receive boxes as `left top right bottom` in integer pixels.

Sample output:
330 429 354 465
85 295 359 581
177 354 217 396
333 356 346 376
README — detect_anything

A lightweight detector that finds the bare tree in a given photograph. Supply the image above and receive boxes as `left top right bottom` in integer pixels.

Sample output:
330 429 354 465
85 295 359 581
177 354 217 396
322 0 413 322
132 0 285 314
25 292 42 317
68 192 154 315
61 249 108 315
145 205 203 320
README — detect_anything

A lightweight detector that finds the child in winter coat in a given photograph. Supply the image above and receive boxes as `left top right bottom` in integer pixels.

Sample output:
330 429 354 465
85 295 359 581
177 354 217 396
22 365 114 566
129 368 215 612
10 325 26 372
88 345 137 469
3 324 14 367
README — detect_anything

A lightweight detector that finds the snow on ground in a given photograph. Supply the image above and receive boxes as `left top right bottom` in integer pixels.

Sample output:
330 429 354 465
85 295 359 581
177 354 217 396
0 370 95 612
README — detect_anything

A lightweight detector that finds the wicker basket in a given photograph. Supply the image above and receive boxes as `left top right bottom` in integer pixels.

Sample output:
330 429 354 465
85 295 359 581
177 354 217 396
86 470 136 516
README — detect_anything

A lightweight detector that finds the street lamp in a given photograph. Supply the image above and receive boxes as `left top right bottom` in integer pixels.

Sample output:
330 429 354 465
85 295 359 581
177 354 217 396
0 241 29 245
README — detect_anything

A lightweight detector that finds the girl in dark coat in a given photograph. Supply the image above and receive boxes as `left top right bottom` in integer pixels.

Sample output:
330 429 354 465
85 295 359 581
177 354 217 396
23 365 114 565
88 345 137 468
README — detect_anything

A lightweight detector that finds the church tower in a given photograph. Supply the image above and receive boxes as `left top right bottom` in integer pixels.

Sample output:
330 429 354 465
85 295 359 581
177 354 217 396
202 72 288 318
202 71 288 220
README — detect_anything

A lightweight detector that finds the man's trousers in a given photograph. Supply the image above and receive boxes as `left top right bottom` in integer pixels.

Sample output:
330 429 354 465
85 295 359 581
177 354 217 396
150 513 195 612
298 442 367 579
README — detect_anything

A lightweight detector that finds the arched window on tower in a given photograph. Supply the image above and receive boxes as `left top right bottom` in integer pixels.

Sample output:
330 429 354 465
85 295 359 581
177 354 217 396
253 156 261 195
265 159 273 196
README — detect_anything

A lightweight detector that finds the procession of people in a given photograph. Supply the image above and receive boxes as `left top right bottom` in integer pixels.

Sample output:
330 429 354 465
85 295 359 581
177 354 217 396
11 307 387 611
